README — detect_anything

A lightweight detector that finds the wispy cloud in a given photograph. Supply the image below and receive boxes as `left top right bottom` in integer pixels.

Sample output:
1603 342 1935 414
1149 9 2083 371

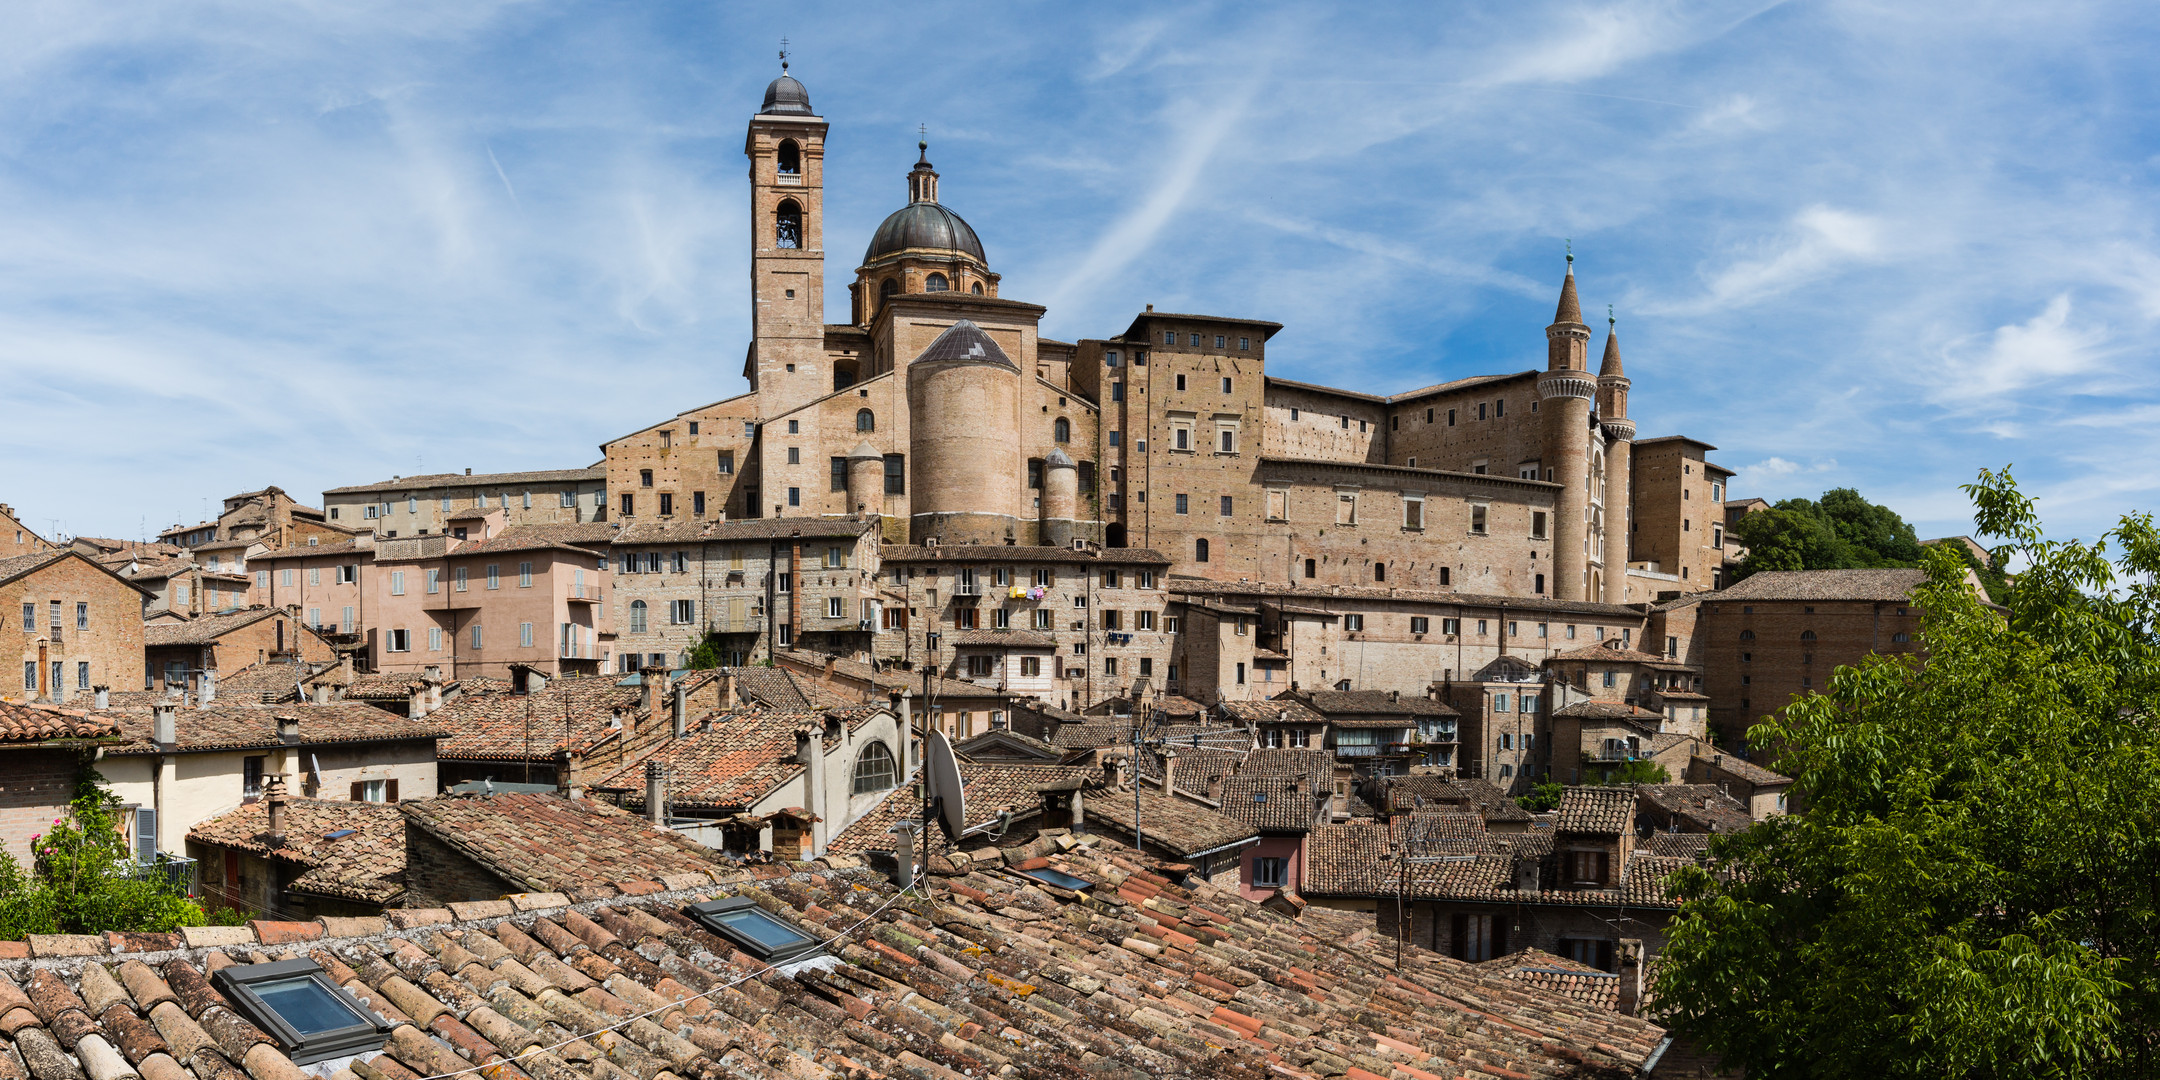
1933 294 2111 406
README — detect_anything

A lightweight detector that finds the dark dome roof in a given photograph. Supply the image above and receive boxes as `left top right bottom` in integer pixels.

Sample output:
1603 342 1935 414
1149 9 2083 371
761 74 812 116
864 202 986 265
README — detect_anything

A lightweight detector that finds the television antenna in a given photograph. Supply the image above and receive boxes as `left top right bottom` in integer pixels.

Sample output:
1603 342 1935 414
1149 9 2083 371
1124 708 1256 856
1386 810 1482 966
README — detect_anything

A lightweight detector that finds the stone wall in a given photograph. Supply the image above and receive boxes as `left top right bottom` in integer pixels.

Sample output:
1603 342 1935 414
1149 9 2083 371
0 747 82 867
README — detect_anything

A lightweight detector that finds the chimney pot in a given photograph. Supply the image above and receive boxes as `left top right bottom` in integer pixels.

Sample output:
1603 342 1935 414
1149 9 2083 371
672 680 688 737
645 760 667 825
265 776 289 847
1159 749 1178 795
152 703 177 748
277 714 301 742
94 684 110 710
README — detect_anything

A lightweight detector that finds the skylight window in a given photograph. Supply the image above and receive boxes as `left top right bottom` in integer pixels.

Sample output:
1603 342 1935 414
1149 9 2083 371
212 959 389 1064
1018 867 1093 892
685 896 821 962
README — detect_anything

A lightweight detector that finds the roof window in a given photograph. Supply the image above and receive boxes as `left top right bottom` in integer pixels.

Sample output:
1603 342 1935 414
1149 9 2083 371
212 959 390 1064
685 896 821 961
1018 867 1093 891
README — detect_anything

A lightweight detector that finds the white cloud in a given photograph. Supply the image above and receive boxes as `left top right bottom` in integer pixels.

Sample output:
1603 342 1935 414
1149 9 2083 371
1739 456 1838 481
1658 206 1885 313
1933 294 2110 405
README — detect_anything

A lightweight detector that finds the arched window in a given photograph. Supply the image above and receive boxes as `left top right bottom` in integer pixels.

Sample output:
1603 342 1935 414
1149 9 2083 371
1195 538 1210 563
851 741 897 794
924 272 949 292
775 200 802 249
1740 629 1756 640
1801 630 1817 641
856 409 874 432
1053 417 1070 443
629 600 648 634
880 278 898 297
971 282 983 295
776 139 801 175
1374 563 1386 583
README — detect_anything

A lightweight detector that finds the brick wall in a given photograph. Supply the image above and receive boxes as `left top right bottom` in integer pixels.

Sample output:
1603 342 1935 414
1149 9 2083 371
1 554 147 705
0 747 83 866
1702 596 1921 744
400 822 517 906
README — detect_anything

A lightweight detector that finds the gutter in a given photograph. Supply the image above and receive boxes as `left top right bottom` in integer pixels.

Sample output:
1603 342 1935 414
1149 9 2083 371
1641 1036 1675 1074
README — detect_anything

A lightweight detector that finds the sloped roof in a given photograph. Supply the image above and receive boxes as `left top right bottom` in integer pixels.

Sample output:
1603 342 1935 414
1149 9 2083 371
0 702 121 744
427 676 644 761
826 762 1091 856
99 702 447 755
1636 784 1756 834
1215 775 1326 833
1306 822 1395 893
187 798 405 903
1695 751 1793 787
0 836 1672 1079
142 607 291 647
399 792 722 894
1083 784 1258 858
324 467 605 495
586 710 825 812
1479 949 1621 1011
1716 567 1929 602
1555 787 1636 834
1290 689 1458 718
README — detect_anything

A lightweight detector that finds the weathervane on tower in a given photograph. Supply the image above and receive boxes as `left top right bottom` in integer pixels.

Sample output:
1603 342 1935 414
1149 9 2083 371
779 38 790 73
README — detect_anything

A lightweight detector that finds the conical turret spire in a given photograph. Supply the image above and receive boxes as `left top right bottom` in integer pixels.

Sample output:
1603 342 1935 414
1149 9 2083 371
1552 250 1583 326
1600 307 1624 377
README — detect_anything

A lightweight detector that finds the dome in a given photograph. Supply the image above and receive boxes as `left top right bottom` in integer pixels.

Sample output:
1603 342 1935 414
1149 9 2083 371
761 74 813 116
864 202 987 265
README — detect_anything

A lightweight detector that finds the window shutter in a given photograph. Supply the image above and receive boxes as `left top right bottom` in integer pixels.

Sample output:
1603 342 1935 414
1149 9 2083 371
351 781 364 801
386 779 399 802
1450 913 1468 961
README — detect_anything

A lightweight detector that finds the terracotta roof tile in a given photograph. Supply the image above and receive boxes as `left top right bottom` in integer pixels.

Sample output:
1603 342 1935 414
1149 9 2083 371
0 702 121 743
323 468 605 495
426 676 644 762
1715 567 1929 602
398 792 722 894
1554 787 1636 834
587 710 823 812
187 799 407 903
98 702 447 755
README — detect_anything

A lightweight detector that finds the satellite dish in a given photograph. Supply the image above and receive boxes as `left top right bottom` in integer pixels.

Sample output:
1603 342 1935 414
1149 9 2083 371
924 728 966 841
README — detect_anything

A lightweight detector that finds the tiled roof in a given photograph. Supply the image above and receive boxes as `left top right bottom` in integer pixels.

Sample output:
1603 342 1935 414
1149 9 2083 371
0 836 1672 1080
1170 576 1642 618
950 629 1058 648
1382 775 1534 822
428 676 644 761
1215 775 1326 832
1636 784 1756 834
1042 716 1139 750
613 518 874 544
1696 751 1792 787
1647 832 1715 859
1554 787 1636 834
1478 949 1621 1011
1715 567 1930 602
1395 809 1491 853
0 550 69 584
1305 822 1395 893
99 702 448 755
880 544 1172 565
826 762 1090 856
324 467 606 494
0 702 122 744
342 673 427 701
142 607 286 647
1548 641 1676 665
186 798 406 903
775 650 1002 701
207 660 335 705
1292 689 1458 718
251 538 373 561
1217 698 1328 725
1084 784 1258 858
587 710 824 812
1552 699 1665 722
399 791 722 895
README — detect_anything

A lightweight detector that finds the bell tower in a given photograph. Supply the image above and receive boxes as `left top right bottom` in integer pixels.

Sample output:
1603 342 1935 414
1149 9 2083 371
745 49 829 418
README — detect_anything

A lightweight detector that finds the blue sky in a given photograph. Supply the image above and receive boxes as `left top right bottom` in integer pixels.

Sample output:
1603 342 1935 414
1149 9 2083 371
5 1 2157 546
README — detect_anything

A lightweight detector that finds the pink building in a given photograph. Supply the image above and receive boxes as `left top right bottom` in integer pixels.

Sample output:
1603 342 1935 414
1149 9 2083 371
367 519 615 679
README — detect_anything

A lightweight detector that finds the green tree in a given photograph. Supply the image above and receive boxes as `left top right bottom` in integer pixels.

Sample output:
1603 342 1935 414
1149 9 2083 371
1515 781 1564 813
1592 759 1670 786
1652 467 2160 1077
1730 487 1927 582
0 769 209 938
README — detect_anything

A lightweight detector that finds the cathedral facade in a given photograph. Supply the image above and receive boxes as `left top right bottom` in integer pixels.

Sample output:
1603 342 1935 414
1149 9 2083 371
600 67 1735 717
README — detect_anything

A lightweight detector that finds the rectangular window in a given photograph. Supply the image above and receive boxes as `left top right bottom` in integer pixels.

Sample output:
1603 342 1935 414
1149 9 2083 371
1442 618 1461 635
658 493 673 515
76 662 89 690
389 571 405 596
1219 495 1233 516
1175 493 1189 514
75 602 87 630
471 625 483 649
882 454 907 495
1411 616 1429 634
830 457 849 492
519 623 534 648
1447 408 1456 426
336 564 356 584
1531 511 1548 540
1344 614 1365 631
22 661 33 691
1266 489 1287 520
341 607 355 633
386 629 410 652
788 487 801 506
1403 498 1423 530
1218 427 1237 453
1136 610 1156 630
1102 610 1122 631
518 562 533 587
1032 609 1052 630
1109 430 1121 447
1104 657 1119 677
621 493 635 516
994 607 1011 629
674 599 696 624
1020 656 1040 677
777 572 792 592
243 757 265 798
1470 503 1488 534
486 564 500 589
428 627 442 652
1111 381 1124 402
1220 376 1232 393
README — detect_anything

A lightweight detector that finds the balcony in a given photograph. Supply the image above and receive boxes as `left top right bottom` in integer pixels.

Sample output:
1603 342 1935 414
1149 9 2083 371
952 583 984 600
567 586 603 604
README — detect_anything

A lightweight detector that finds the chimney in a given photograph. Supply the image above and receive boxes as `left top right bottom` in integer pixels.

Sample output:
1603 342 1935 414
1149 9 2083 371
200 670 218 704
640 666 665 724
313 682 332 705
1617 939 1645 1015
644 760 667 826
1205 774 1224 802
152 702 177 749
823 654 838 681
265 776 289 848
672 679 688 737
277 715 301 743
1159 749 1178 795
93 684 109 710
896 690 913 779
888 820 919 888
556 751 584 800
1069 787 1086 834
408 682 428 719
1389 689 1400 703
798 725 827 858
464 468 472 475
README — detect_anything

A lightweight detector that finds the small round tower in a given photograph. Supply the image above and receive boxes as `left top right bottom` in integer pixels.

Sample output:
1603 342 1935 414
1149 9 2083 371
907 320 1022 545
1598 313 1635 605
1538 255 1596 602
1041 448 1078 548
847 441 886 519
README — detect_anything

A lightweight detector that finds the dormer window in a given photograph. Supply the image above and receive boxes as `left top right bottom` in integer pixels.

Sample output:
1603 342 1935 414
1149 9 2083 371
213 959 390 1064
685 896 821 962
